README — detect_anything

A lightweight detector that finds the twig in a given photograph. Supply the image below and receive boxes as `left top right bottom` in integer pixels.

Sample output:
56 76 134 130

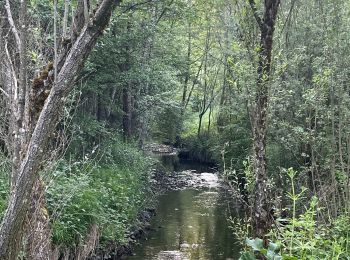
248 0 263 29
4 42 18 100
4 0 21 50
0 87 9 98
118 0 154 16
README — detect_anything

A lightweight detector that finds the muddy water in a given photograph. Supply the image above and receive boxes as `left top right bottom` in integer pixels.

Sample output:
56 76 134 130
126 157 241 260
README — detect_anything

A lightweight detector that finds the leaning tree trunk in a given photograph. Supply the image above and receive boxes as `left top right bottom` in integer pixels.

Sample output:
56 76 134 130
0 1 122 259
249 0 280 238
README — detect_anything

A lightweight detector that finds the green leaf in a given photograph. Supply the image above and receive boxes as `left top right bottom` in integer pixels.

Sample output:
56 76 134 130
261 249 268 255
246 238 264 251
282 255 298 260
267 250 282 260
268 242 280 252
239 251 257 260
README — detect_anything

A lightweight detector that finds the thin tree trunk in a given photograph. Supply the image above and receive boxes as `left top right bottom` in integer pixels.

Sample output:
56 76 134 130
330 84 338 216
62 0 70 39
249 0 280 238
138 11 155 146
197 28 210 137
122 86 132 140
121 19 132 141
346 135 350 211
198 112 204 136
207 104 212 133
5 0 25 189
181 20 192 113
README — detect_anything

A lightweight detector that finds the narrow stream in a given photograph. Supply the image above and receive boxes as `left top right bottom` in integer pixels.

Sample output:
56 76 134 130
126 155 241 260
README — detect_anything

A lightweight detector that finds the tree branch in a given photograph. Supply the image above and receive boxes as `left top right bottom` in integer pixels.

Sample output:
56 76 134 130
4 42 17 100
248 0 263 29
118 0 154 15
155 0 174 25
281 0 297 35
4 0 21 50
0 87 9 98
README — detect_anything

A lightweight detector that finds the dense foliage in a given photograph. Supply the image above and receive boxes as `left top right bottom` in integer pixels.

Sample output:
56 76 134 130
1 0 350 258
47 138 154 248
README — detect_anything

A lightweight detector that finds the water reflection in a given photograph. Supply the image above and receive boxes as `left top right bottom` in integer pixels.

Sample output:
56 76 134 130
126 189 240 260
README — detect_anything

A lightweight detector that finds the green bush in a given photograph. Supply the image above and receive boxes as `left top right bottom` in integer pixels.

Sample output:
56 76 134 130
179 108 251 170
152 105 183 144
239 168 350 260
241 211 350 260
182 133 219 164
47 138 154 248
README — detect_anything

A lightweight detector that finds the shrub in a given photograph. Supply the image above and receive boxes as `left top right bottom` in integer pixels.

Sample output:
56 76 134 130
46 137 154 248
239 168 350 260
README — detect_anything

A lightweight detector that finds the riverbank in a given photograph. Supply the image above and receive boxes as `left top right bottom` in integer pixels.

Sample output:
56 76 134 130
58 143 240 260
95 163 225 259
125 155 241 260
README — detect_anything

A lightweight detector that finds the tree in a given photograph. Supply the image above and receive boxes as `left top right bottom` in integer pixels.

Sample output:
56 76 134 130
248 0 281 238
0 0 122 258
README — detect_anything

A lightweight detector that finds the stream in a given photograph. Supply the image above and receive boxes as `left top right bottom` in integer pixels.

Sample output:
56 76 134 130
125 154 242 260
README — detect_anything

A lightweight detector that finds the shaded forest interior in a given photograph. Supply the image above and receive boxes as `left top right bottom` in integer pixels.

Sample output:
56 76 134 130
0 0 350 259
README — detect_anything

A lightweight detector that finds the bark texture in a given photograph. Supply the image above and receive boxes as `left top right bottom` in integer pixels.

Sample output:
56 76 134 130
0 1 122 259
26 180 51 260
249 0 280 238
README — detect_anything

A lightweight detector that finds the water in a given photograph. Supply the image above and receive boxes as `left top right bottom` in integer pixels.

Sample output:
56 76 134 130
126 155 241 260
160 155 217 173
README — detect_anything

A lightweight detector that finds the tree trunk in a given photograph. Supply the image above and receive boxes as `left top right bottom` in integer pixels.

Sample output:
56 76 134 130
181 19 192 113
249 0 280 238
26 180 52 260
198 112 204 136
122 86 132 140
207 104 212 133
0 1 122 258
